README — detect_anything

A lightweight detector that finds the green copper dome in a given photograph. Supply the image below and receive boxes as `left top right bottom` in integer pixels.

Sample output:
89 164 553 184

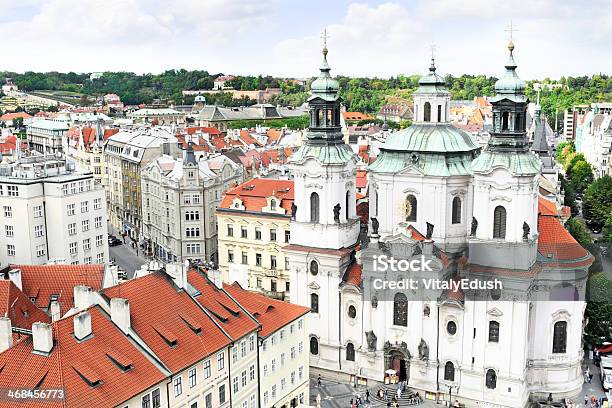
382 124 479 153
415 59 449 94
309 47 339 102
493 41 526 97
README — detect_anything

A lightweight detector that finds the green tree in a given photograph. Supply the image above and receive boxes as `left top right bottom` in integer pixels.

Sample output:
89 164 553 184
566 218 592 246
584 272 612 346
568 160 594 195
582 175 612 225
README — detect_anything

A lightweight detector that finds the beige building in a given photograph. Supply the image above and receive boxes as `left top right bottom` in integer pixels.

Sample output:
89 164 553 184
141 145 243 263
226 283 310 408
216 178 294 300
103 127 178 241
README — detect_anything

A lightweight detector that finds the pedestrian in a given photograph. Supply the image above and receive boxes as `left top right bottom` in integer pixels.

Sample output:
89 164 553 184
588 373 593 383
585 395 589 406
317 374 321 388
366 389 370 402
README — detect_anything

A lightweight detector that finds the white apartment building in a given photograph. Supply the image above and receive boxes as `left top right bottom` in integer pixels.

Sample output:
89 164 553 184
225 284 310 408
0 155 109 266
26 118 69 154
141 145 242 263
576 111 612 178
103 127 179 241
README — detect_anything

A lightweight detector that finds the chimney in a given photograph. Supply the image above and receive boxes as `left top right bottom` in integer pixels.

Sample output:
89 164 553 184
8 268 22 290
49 300 61 322
0 317 13 353
73 285 92 310
208 269 223 289
165 262 188 289
32 322 53 354
73 310 92 340
110 298 130 333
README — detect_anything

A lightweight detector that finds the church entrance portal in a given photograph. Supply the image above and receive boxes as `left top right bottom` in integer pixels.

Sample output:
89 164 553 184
384 341 411 384
391 353 408 382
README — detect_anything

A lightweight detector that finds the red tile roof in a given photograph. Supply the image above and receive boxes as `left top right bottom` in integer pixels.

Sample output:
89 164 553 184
0 112 32 121
343 263 362 286
11 265 105 316
537 215 590 261
343 112 372 121
0 306 167 408
218 178 294 215
538 196 558 216
103 128 119 141
239 130 263 147
187 270 259 341
103 273 231 373
224 283 309 338
0 280 50 329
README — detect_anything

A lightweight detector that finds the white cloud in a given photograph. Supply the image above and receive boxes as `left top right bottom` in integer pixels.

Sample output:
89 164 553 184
274 3 427 78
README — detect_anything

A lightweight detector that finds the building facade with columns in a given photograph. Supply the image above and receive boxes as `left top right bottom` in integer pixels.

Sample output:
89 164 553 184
288 42 592 408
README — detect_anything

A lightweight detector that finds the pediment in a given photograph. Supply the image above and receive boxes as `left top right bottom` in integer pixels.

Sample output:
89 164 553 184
487 307 503 317
308 281 320 290
397 164 425 176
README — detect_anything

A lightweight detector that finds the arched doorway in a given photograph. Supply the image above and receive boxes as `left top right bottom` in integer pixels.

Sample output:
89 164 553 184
384 341 410 383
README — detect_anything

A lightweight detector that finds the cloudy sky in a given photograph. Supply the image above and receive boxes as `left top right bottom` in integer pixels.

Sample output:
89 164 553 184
1 0 611 79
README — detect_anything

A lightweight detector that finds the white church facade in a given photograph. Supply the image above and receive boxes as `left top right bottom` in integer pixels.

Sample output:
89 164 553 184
288 41 593 408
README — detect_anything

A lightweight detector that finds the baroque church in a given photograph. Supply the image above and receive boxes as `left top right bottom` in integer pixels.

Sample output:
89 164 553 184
287 39 593 407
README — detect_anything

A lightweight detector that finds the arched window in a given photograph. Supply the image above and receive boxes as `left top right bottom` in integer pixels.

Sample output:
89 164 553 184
405 195 417 222
444 362 455 381
552 321 567 354
345 191 350 220
424 102 431 122
310 293 319 313
437 105 442 122
488 321 500 343
451 197 461 224
310 337 319 355
310 260 319 276
393 293 408 327
502 112 509 130
515 113 522 132
493 206 507 239
346 342 355 361
485 369 497 389
310 192 320 223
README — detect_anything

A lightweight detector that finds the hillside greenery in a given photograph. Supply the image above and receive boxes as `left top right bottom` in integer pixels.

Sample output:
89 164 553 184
2 71 611 123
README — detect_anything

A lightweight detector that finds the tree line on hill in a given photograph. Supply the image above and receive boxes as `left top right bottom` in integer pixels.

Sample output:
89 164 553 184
2 70 611 122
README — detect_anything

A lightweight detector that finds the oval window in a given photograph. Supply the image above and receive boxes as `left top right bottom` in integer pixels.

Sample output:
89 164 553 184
447 321 457 335
348 305 357 319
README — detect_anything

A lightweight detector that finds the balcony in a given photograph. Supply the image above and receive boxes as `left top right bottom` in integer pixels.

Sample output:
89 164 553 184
261 289 285 301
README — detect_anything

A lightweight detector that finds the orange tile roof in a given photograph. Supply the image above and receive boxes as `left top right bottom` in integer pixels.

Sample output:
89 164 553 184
11 265 105 316
187 270 259 341
218 178 294 215
103 273 231 373
342 112 372 121
538 196 558 216
537 215 590 261
343 263 362 286
185 126 222 136
224 283 309 338
266 129 282 142
239 130 263 147
0 306 167 408
0 112 32 121
356 170 367 188
0 280 50 329
103 128 119 141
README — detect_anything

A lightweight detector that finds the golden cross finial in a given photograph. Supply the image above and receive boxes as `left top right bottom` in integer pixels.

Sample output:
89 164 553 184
505 20 518 41
321 28 329 49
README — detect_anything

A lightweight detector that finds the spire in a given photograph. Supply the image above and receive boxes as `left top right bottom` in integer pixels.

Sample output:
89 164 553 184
184 137 197 165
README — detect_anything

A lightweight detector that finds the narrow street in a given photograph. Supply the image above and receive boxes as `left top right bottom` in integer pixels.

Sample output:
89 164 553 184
107 224 148 279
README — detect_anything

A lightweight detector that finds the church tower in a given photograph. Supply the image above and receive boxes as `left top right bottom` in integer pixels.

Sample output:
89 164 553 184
286 40 361 374
469 40 542 269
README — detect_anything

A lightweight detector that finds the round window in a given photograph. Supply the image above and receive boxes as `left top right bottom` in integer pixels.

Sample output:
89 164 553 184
348 305 357 319
310 260 318 276
447 321 457 335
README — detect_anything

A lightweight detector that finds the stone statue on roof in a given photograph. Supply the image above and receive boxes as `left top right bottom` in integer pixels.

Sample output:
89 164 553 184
333 203 341 223
470 217 478 236
291 202 297 220
426 222 434 239
523 221 530 240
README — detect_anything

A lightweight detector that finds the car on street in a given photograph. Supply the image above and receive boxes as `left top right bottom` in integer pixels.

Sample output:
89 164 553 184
108 236 123 246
